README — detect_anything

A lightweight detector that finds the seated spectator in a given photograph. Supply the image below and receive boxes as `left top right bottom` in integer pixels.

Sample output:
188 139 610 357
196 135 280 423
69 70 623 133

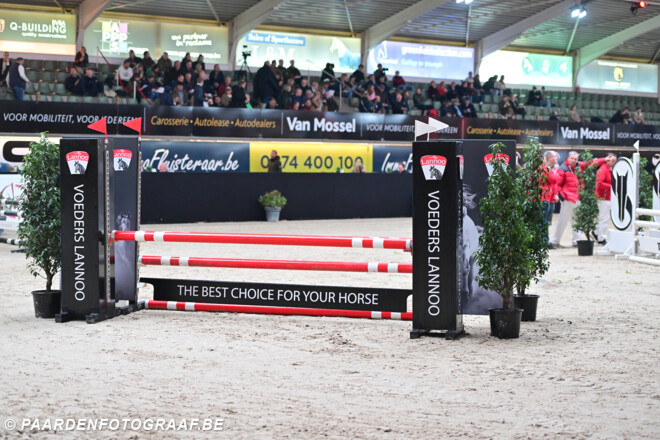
440 99 458 118
298 77 311 95
375 83 390 112
166 61 181 84
210 95 222 107
172 82 188 106
465 71 475 84
390 91 408 114
230 79 248 108
74 46 89 69
610 107 631 124
337 73 349 96
632 107 646 125
157 52 172 76
473 74 482 91
499 95 514 119
460 96 477 118
133 64 145 82
373 63 387 83
279 84 292 109
494 75 506 96
540 87 551 107
401 90 412 111
287 60 301 80
117 59 133 85
142 51 155 71
127 50 142 68
311 91 323 111
450 98 462 116
510 95 526 119
179 60 194 77
549 111 559 121
181 52 192 66
413 87 433 112
320 62 335 84
482 75 496 95
568 104 583 122
160 86 174 106
392 71 413 92
193 54 205 72
352 161 366 173
81 68 104 96
427 81 441 101
217 76 232 97
427 109 438 119
139 75 159 101
291 87 305 107
65 69 82 94
322 86 339 112
359 90 376 113
350 64 365 84
207 64 224 90
465 82 481 103
290 101 300 110
266 97 278 109
220 87 232 107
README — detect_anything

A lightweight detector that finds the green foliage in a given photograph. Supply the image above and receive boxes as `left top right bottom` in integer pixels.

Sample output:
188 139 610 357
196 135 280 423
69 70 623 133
17 133 61 291
514 137 551 296
573 149 599 241
475 142 532 310
638 157 654 221
258 190 287 208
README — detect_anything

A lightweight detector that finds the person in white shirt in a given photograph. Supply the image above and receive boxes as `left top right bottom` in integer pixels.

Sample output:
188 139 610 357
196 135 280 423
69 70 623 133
465 71 474 84
7 57 31 101
116 59 133 84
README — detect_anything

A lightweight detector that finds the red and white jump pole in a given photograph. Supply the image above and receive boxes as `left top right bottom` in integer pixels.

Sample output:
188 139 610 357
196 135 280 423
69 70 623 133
145 300 413 320
113 231 412 251
138 255 412 273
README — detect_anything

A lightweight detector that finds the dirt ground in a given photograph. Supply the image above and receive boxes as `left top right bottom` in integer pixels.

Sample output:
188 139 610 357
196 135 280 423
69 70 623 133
0 217 658 439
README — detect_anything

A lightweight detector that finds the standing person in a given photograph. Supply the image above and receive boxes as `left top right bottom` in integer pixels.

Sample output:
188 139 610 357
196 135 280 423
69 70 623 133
7 57 30 101
550 151 605 248
594 153 617 244
230 79 248 108
541 151 560 243
74 46 89 69
1 52 12 88
268 150 282 172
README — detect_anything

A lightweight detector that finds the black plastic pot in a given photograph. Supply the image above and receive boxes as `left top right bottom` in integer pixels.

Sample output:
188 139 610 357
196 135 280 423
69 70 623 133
577 240 594 256
488 308 523 339
514 295 539 322
32 290 61 319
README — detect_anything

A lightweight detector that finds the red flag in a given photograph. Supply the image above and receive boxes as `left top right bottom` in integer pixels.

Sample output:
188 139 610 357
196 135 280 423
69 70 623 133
87 118 107 140
123 117 142 137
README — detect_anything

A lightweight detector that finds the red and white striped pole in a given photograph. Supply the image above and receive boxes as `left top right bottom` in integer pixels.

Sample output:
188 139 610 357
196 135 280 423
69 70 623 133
138 255 412 274
113 231 412 251
145 300 412 320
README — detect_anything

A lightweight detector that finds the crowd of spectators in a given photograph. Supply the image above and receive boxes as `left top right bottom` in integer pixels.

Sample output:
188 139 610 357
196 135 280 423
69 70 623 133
0 49 655 125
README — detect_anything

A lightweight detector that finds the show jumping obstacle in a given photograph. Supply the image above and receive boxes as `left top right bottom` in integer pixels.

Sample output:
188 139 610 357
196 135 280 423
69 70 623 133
58 127 466 339
0 237 23 246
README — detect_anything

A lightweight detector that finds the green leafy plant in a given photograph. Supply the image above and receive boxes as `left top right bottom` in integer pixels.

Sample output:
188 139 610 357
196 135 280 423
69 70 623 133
514 136 550 296
475 142 531 310
258 190 287 208
573 149 599 242
17 133 61 291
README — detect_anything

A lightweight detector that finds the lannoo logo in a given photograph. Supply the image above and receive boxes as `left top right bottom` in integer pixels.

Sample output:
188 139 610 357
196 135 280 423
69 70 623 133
113 149 132 171
420 155 446 180
66 151 89 175
484 153 509 176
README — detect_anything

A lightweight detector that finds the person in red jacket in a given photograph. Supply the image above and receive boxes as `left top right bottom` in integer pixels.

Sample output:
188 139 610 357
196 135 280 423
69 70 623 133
595 153 617 244
550 151 606 247
541 150 560 243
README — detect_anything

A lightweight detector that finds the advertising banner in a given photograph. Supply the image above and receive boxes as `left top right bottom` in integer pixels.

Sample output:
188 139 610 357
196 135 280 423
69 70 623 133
141 140 249 172
84 17 228 64
480 50 572 87
250 141 372 173
464 118 557 144
192 107 281 138
372 144 413 173
238 31 360 73
613 124 660 148
578 60 658 94
0 101 142 135
556 121 614 146
367 40 473 80
0 9 75 55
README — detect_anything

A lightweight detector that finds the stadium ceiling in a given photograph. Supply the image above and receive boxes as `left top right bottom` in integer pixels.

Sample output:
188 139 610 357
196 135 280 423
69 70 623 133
3 0 660 63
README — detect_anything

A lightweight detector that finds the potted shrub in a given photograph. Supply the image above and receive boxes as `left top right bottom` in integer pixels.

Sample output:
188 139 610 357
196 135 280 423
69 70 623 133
258 189 287 222
17 133 62 318
513 137 551 321
573 149 599 256
475 142 530 339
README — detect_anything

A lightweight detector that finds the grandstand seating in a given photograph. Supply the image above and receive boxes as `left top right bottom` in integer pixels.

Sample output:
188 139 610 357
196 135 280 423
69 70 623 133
2 56 658 125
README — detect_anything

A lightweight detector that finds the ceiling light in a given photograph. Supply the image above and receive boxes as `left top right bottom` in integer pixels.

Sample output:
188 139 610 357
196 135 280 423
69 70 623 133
571 7 586 19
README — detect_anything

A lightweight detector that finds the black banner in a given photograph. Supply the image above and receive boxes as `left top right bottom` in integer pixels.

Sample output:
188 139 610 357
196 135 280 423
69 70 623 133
411 141 463 337
144 277 410 312
464 118 557 145
59 138 109 320
111 137 139 302
613 124 660 147
1 101 141 135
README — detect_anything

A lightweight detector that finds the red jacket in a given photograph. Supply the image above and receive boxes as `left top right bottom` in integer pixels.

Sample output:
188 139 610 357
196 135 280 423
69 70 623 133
557 157 605 203
595 163 612 200
540 164 559 202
